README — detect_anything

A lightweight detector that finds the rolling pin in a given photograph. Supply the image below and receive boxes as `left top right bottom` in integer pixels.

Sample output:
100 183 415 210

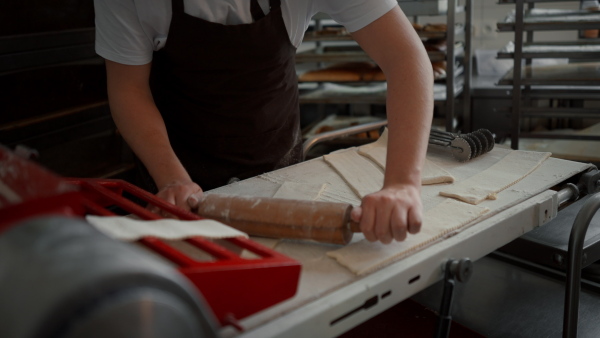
196 194 361 245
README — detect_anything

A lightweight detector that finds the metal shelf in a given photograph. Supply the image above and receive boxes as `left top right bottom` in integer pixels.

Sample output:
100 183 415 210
498 21 600 31
519 133 600 141
498 62 600 86
498 0 583 3
301 25 465 43
521 107 600 118
498 9 600 32
296 44 464 64
519 88 600 100
497 41 600 59
311 1 463 19
298 81 463 104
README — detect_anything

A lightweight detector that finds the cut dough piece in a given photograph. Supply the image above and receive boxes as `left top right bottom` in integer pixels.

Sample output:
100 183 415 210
439 150 551 205
85 216 248 241
357 145 386 168
422 160 455 185
273 181 328 201
323 148 384 198
327 199 489 275
357 128 454 185
356 128 388 167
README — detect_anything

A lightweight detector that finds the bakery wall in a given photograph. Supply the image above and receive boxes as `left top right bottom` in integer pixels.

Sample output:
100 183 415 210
0 1 136 181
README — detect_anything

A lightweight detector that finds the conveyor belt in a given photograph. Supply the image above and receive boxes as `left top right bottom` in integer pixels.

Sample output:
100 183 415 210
212 146 591 337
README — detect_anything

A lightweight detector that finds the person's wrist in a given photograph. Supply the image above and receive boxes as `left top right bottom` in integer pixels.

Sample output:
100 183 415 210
383 171 421 190
155 174 193 191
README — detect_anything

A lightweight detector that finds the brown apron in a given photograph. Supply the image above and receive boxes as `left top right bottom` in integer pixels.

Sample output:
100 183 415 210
145 0 302 191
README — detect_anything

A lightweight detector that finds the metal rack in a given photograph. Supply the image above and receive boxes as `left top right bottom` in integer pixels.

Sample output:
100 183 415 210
296 0 473 132
496 0 600 149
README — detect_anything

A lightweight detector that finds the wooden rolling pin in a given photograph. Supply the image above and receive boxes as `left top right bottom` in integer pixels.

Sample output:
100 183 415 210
196 194 361 245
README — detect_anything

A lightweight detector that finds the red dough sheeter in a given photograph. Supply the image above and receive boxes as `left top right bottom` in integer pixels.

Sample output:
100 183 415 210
0 146 302 337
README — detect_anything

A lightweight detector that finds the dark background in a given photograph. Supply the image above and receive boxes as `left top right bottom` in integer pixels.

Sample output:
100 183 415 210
0 1 134 180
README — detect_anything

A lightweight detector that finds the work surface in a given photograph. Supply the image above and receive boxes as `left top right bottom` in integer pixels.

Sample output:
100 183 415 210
213 145 591 338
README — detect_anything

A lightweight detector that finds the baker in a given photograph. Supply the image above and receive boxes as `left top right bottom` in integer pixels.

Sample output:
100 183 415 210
94 0 433 244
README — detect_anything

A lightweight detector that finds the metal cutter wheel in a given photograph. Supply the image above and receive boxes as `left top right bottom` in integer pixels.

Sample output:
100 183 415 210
429 129 495 162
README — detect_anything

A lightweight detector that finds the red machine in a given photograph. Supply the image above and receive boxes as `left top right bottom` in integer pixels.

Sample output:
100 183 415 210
0 146 301 330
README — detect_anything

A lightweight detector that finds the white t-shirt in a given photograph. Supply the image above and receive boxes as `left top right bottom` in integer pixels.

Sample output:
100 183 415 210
94 0 397 66
582 0 600 9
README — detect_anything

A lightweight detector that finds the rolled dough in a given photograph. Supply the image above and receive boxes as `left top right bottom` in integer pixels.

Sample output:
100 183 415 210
327 198 490 275
439 150 551 205
85 215 248 241
357 128 455 185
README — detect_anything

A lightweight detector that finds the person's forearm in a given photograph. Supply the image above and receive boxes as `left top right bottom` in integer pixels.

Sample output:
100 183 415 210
351 6 433 188
110 91 190 189
383 52 433 188
105 61 191 190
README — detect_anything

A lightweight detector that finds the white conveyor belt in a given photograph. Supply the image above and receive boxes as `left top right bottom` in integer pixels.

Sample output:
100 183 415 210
213 146 591 338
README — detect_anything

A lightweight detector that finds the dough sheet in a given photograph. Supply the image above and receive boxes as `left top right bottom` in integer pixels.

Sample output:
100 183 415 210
327 199 490 275
357 128 455 185
439 150 552 205
85 215 248 241
356 127 388 167
273 181 327 201
323 148 384 198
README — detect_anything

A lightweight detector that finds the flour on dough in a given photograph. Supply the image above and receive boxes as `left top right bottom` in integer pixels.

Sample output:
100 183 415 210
327 199 489 275
273 181 328 201
439 150 551 205
323 148 384 198
357 128 454 185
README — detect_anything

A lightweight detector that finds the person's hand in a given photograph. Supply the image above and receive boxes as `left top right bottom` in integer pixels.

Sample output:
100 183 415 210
151 179 204 216
350 184 422 244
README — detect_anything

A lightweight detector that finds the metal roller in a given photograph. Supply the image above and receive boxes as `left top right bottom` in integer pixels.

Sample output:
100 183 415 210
0 217 219 338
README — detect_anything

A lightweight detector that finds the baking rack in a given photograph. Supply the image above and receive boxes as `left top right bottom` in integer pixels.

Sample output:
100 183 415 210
496 0 600 149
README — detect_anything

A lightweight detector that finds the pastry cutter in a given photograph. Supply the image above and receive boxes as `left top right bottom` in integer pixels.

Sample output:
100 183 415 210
429 129 495 162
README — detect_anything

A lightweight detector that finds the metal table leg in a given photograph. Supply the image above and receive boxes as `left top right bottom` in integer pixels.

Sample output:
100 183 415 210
564 192 600 338
435 258 473 338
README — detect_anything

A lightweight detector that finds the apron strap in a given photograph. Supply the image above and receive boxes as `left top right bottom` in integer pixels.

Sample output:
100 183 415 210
171 0 184 15
251 0 282 22
270 0 281 10
250 0 266 21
